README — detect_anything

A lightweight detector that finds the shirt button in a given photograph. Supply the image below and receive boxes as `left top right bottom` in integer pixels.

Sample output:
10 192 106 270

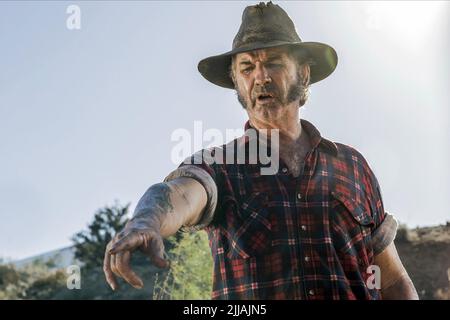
308 289 315 296
301 225 307 231
304 256 310 262
297 193 302 200
282 167 288 173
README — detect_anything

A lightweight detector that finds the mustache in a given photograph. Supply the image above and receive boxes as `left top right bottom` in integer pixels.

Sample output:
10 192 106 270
252 84 279 100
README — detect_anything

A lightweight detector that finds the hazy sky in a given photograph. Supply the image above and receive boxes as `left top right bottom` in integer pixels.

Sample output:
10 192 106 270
0 1 449 260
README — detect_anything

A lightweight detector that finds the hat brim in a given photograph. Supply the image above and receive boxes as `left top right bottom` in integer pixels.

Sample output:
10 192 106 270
198 41 338 89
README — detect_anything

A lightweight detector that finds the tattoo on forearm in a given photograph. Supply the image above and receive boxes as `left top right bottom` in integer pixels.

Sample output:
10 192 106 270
133 183 174 220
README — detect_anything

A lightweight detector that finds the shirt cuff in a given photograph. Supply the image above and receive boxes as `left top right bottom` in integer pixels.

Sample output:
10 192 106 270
371 213 398 255
163 165 218 232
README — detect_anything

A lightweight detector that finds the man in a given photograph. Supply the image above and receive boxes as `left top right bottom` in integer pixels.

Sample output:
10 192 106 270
103 2 418 299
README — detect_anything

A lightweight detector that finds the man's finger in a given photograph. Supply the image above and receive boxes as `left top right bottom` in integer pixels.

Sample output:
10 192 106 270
110 253 121 278
116 251 144 289
103 243 118 290
109 233 142 254
149 235 169 269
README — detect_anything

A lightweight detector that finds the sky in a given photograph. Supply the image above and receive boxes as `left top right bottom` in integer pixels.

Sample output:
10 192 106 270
0 1 449 260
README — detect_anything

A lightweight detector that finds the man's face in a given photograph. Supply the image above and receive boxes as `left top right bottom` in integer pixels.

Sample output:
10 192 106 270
231 47 309 124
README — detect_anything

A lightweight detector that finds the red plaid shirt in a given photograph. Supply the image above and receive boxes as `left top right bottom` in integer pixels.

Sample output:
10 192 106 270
167 119 396 300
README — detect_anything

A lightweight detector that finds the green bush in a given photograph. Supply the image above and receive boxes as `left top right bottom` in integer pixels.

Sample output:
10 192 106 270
153 231 213 300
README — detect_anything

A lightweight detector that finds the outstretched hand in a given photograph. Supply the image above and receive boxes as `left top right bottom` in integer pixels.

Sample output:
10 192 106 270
103 225 169 290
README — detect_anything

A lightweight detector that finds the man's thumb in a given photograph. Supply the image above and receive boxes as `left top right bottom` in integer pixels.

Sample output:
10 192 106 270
149 235 169 269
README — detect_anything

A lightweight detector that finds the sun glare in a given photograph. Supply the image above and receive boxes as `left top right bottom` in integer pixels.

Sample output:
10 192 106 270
364 1 447 52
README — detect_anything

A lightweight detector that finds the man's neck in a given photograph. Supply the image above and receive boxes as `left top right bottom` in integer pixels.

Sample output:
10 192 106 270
248 107 303 145
247 108 312 177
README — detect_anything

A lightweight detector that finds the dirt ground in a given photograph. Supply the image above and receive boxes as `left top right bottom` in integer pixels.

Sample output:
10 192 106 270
395 222 450 300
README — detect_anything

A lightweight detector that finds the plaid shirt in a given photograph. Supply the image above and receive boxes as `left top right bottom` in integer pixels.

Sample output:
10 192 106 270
165 119 397 300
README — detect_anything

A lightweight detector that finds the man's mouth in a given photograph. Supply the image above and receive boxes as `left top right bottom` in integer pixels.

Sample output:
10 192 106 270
256 93 275 104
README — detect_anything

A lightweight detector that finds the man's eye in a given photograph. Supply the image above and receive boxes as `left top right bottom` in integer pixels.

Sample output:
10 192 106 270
242 68 253 74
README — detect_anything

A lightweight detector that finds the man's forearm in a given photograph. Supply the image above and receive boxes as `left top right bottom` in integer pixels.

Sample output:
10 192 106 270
103 177 207 289
381 273 419 300
132 177 207 237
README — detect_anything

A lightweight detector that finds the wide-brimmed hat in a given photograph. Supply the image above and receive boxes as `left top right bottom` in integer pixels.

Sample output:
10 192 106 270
198 1 338 89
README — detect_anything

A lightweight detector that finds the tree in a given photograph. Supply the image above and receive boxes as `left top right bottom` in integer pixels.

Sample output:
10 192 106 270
64 201 171 300
0 264 22 289
0 264 28 299
0 260 58 300
23 270 66 300
71 201 129 269
68 202 213 299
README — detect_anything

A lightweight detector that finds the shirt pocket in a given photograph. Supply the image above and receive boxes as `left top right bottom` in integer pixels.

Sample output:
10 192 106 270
225 192 272 260
329 191 374 269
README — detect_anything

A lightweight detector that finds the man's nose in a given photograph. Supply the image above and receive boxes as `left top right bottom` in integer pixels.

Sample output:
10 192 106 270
254 63 271 86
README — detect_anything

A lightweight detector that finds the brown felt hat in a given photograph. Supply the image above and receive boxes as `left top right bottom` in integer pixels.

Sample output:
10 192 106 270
198 1 338 89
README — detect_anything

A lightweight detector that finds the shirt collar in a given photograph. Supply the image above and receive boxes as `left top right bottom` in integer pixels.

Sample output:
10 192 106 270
242 119 338 157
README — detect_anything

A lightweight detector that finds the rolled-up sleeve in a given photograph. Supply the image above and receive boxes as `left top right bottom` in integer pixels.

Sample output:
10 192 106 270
164 151 218 232
371 212 398 255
